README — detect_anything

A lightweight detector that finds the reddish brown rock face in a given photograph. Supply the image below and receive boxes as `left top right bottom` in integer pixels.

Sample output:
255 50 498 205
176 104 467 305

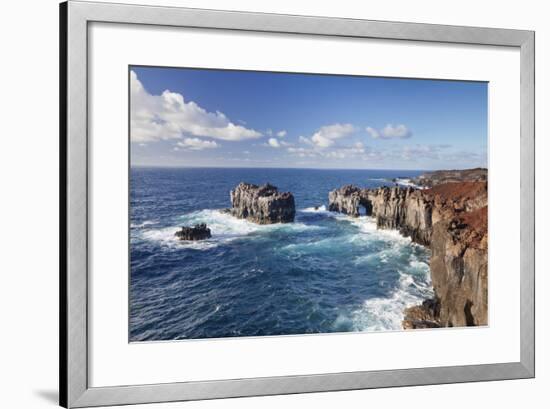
430 207 488 327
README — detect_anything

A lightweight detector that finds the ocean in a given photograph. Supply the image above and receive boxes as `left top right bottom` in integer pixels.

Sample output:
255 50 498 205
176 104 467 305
129 167 434 341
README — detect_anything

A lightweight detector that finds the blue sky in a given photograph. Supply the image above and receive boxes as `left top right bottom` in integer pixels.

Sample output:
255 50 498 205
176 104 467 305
130 66 487 170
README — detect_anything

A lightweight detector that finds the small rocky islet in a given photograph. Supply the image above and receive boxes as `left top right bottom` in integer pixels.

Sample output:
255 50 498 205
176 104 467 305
176 168 488 330
174 223 212 241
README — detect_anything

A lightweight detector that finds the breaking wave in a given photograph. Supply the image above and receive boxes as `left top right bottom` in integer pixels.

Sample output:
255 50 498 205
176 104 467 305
131 220 157 229
139 209 322 250
334 268 433 333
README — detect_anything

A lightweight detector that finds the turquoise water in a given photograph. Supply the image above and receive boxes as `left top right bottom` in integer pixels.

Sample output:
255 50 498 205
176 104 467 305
129 167 433 341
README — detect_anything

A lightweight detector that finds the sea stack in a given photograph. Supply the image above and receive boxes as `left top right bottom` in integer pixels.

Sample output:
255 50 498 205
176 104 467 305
328 185 371 217
230 182 295 224
175 223 212 241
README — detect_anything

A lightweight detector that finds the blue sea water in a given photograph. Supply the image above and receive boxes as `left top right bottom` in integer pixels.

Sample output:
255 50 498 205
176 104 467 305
129 167 434 341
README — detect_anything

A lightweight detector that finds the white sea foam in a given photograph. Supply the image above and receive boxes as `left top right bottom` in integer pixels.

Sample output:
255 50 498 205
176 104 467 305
344 271 434 332
394 178 427 190
130 220 157 228
140 227 219 250
337 240 432 332
395 178 414 187
280 237 341 252
300 205 328 213
330 213 434 331
353 249 394 266
182 209 321 235
347 216 416 246
409 258 430 273
299 206 356 222
140 209 321 249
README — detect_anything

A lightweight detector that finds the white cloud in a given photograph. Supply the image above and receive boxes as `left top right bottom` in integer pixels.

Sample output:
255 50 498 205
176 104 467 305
265 138 293 148
289 124 359 158
277 130 287 137
366 124 412 139
287 147 312 155
398 144 449 160
176 138 219 151
130 71 262 143
365 127 379 139
324 143 368 159
299 135 313 145
286 146 322 158
305 123 356 148
298 123 357 149
287 141 368 160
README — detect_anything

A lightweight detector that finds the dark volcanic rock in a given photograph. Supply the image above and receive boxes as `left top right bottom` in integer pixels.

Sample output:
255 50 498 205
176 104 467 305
366 186 433 246
328 185 365 216
402 299 441 329
175 223 211 241
230 182 295 224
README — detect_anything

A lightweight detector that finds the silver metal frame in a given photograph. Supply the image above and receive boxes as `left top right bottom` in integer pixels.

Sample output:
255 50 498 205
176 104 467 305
60 1 535 407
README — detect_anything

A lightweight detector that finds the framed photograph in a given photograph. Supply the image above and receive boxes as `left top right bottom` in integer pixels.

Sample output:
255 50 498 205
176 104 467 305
60 1 534 407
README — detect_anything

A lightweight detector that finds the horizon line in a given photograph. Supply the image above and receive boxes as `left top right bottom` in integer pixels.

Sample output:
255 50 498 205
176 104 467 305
130 164 487 172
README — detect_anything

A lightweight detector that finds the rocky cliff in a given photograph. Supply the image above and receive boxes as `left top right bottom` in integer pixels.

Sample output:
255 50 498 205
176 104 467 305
367 186 434 246
328 182 487 247
428 206 488 327
230 182 296 224
328 180 488 328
